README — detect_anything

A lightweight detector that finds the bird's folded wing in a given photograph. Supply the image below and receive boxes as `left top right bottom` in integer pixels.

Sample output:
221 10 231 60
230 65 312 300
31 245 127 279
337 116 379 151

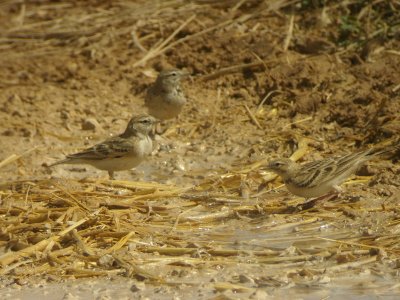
292 151 367 188
67 137 134 160
289 159 333 188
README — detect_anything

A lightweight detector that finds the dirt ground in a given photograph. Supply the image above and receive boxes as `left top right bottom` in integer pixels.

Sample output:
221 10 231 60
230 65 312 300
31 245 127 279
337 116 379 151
1 0 400 299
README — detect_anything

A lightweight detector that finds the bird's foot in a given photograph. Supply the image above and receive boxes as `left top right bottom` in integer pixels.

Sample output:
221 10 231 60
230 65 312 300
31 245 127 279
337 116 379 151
108 171 115 180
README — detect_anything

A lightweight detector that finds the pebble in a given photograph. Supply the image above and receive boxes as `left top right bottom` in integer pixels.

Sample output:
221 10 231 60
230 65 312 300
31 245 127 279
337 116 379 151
81 118 102 131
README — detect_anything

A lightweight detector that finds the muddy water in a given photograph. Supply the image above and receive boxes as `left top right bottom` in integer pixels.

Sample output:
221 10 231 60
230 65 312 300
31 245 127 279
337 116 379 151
2 220 398 300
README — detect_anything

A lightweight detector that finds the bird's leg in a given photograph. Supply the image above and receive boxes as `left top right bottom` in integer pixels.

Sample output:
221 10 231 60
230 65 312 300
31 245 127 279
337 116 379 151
108 171 115 180
297 198 319 210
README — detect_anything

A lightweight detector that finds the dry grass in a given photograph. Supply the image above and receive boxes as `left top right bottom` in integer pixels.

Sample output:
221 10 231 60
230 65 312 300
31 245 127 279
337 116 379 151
1 152 399 285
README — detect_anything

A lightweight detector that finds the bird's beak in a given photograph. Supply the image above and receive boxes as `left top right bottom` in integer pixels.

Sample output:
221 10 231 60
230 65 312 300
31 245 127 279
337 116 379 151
262 164 272 171
179 70 191 81
180 69 190 76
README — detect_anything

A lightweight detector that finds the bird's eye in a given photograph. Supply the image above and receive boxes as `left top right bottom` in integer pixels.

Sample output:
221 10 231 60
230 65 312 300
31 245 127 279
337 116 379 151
140 119 151 124
270 161 283 168
170 72 177 76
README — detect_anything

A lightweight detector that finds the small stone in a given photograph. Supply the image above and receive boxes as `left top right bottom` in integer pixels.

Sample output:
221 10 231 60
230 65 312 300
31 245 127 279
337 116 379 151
66 62 78 75
3 129 14 136
357 164 376 176
81 118 102 131
250 289 269 299
62 292 79 300
12 110 27 117
98 254 114 268
60 110 70 120
172 156 186 172
128 242 137 251
239 274 254 284
20 127 32 137
130 282 145 292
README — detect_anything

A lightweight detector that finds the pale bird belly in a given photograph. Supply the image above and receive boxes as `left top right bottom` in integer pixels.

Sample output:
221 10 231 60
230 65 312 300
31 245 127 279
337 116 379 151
87 155 145 172
146 94 186 120
286 182 336 198
87 138 152 172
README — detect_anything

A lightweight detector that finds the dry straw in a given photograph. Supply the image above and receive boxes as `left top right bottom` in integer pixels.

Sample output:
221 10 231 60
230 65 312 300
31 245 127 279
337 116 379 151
1 139 399 283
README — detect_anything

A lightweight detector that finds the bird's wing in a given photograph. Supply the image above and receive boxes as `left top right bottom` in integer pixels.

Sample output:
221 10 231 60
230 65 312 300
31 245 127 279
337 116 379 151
67 136 136 161
291 150 369 188
145 85 161 104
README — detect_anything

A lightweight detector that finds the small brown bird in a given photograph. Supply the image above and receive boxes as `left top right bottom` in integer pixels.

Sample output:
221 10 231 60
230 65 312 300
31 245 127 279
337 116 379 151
50 114 157 179
267 145 398 199
145 69 189 121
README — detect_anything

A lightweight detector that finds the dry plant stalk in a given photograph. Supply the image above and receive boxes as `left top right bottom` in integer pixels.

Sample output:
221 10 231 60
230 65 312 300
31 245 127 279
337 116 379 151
0 147 38 169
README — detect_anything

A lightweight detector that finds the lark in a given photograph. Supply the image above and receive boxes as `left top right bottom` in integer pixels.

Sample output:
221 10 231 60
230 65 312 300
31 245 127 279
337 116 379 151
266 145 398 199
145 69 189 121
49 114 157 179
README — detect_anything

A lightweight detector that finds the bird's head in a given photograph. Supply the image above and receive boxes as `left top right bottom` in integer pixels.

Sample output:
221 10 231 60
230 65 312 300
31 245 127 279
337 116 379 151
266 158 295 179
125 114 158 135
157 69 189 86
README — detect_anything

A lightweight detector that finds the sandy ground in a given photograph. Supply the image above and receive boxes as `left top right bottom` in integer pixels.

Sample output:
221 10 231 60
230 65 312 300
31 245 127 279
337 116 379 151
1 0 400 299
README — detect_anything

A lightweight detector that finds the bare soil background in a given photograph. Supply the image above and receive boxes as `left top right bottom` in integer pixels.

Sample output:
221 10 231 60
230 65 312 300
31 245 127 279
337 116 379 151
0 0 400 299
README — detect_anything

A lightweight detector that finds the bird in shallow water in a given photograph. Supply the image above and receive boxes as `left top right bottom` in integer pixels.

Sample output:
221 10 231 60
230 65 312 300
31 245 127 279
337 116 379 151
49 114 158 180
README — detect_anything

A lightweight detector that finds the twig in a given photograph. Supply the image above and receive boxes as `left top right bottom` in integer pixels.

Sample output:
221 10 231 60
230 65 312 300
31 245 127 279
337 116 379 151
392 83 400 93
244 104 263 129
385 50 400 56
319 256 378 272
103 231 135 254
251 51 268 69
283 116 313 129
283 14 294 51
0 146 38 169
131 29 147 53
0 217 89 266
230 0 248 13
316 237 385 251
171 205 202 232
133 9 270 69
256 90 282 112
72 229 96 256
132 14 196 67
54 184 91 212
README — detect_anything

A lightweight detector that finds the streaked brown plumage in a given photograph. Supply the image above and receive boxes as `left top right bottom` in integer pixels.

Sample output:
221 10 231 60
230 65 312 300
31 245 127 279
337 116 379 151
267 145 398 198
50 114 157 179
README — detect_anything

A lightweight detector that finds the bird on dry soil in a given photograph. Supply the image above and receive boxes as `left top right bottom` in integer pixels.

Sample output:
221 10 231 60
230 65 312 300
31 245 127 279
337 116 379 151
145 69 189 121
